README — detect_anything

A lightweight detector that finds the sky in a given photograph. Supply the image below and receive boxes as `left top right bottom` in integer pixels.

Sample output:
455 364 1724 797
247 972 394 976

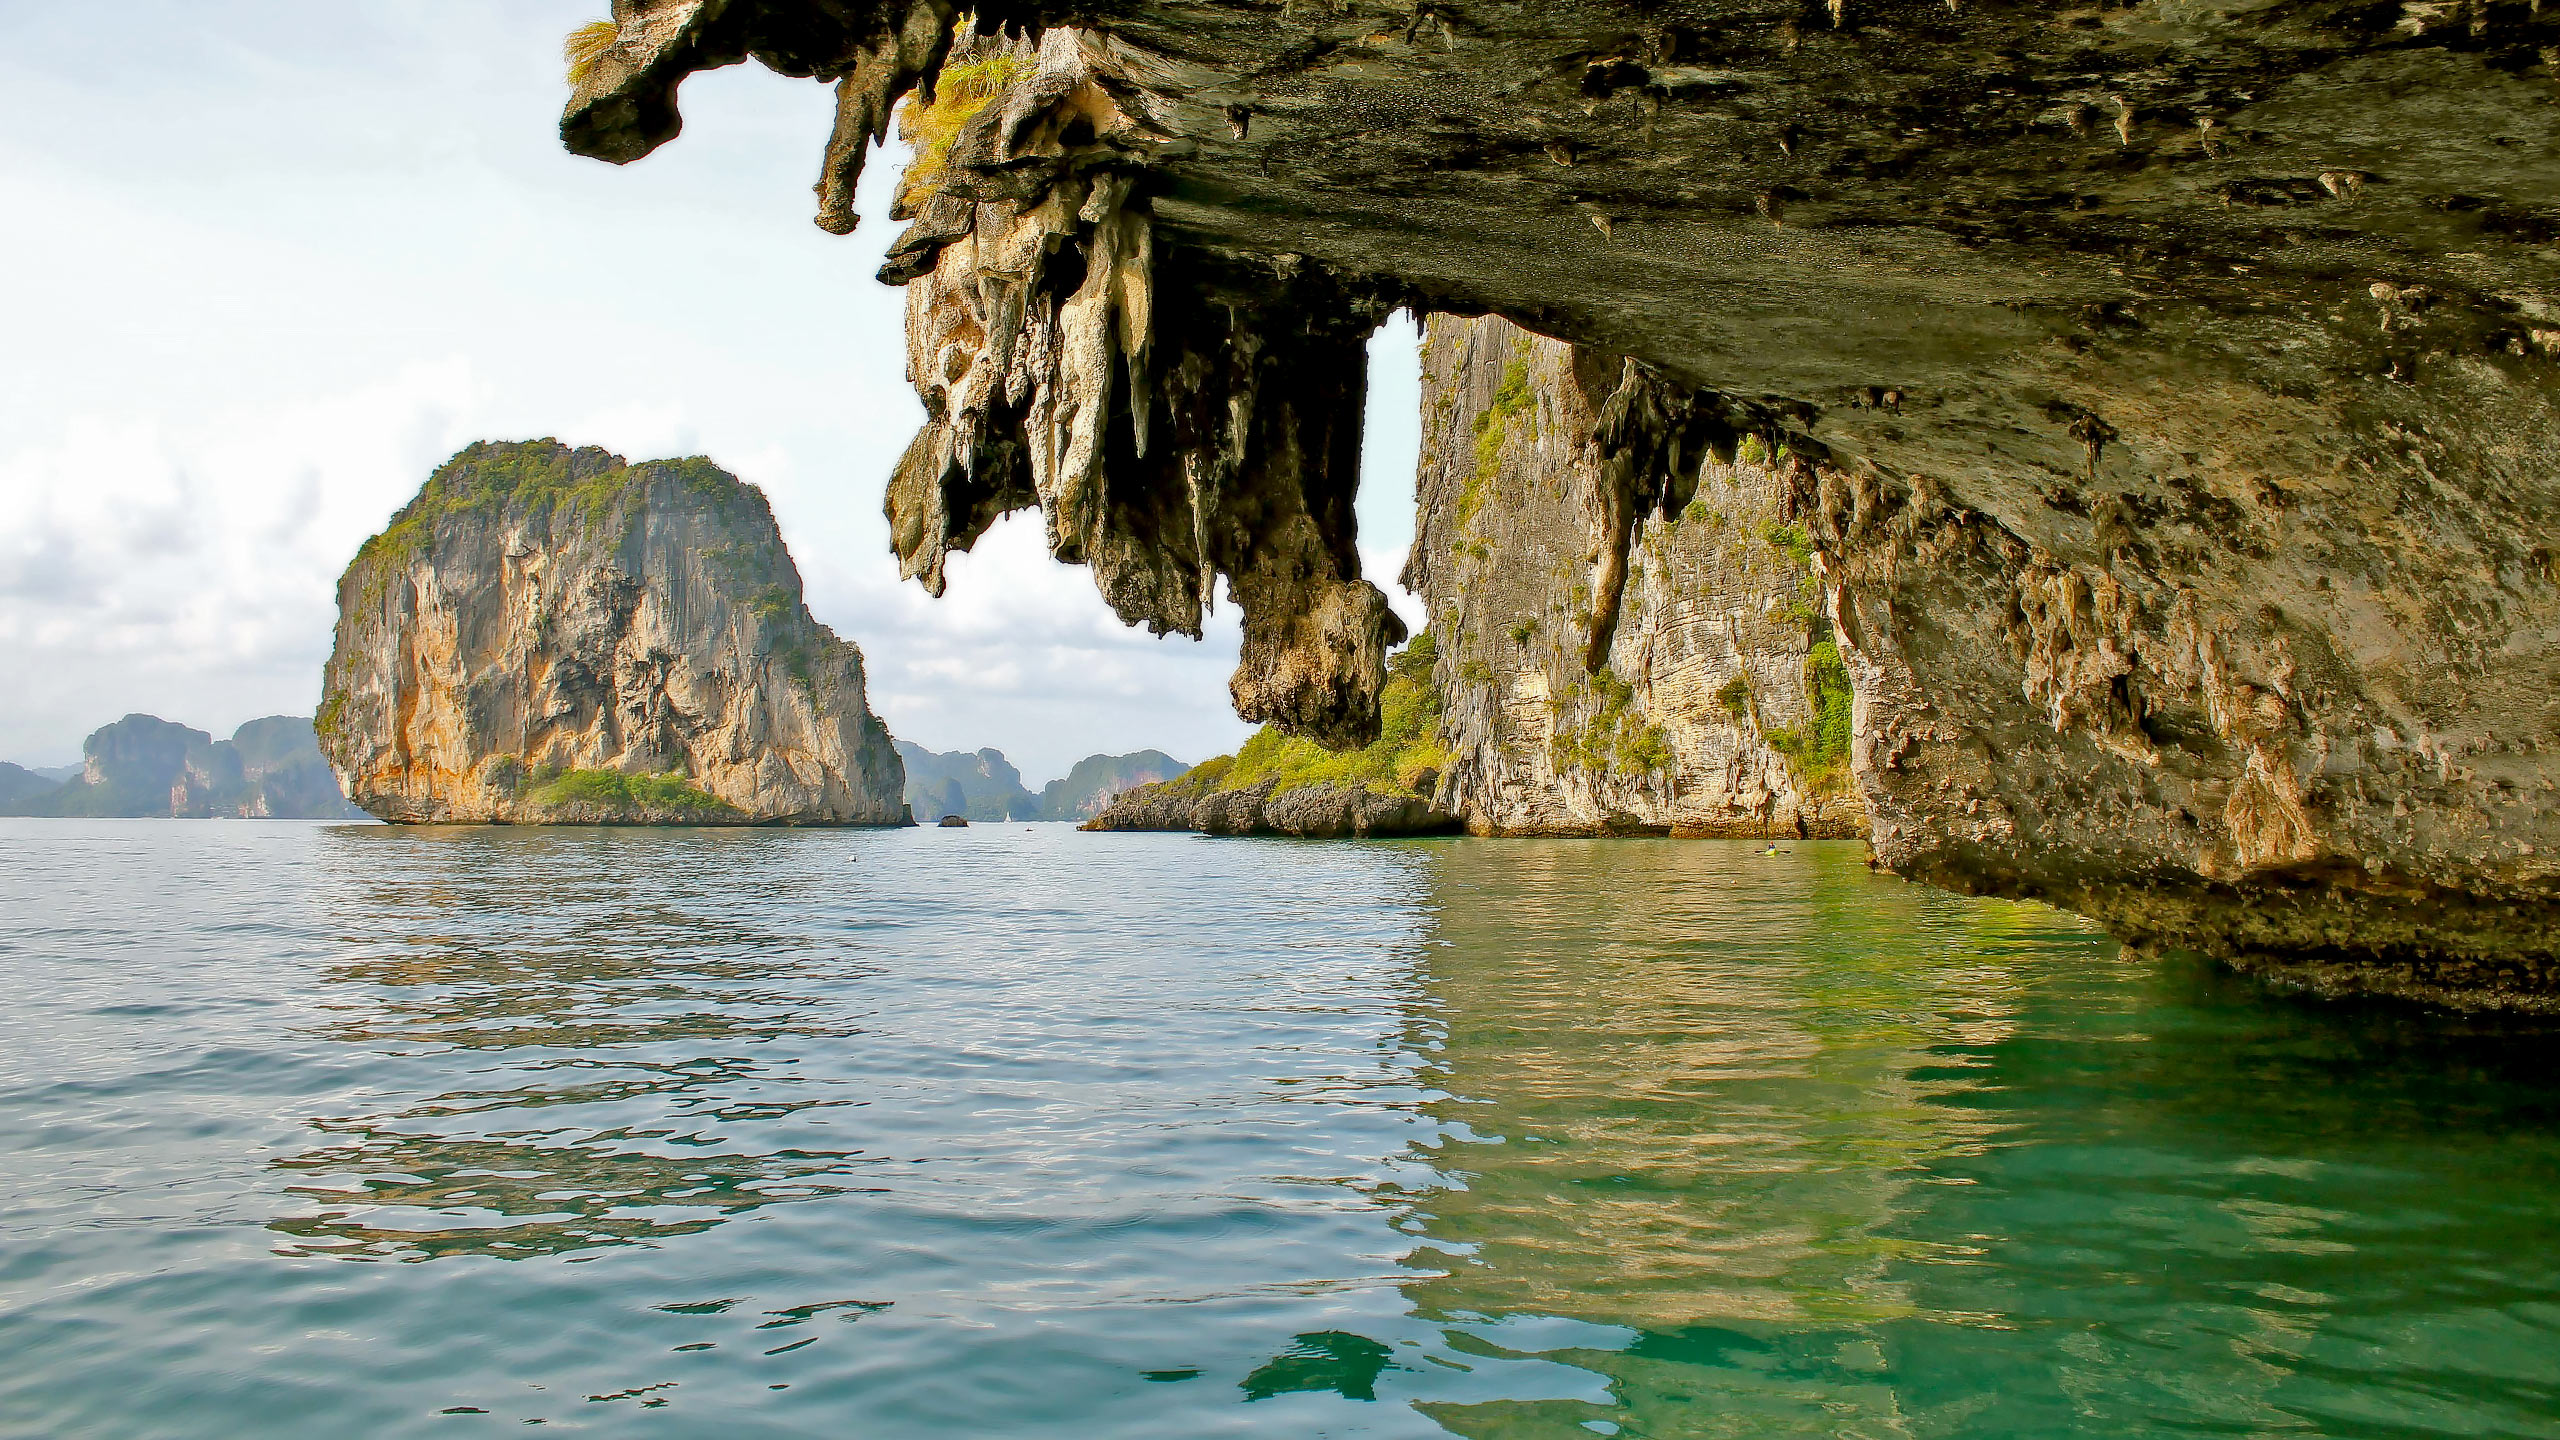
0 2 1424 786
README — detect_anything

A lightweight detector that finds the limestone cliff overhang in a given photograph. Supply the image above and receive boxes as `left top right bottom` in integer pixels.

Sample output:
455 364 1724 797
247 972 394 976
557 0 2560 734
563 0 2560 1006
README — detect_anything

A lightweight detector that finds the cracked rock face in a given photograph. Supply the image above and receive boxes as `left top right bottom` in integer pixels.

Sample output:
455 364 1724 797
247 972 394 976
566 1 2560 1006
320 442 907 826
1412 315 1865 839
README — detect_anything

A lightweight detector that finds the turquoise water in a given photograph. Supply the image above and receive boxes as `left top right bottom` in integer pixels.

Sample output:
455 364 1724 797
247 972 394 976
1 821 2554 1438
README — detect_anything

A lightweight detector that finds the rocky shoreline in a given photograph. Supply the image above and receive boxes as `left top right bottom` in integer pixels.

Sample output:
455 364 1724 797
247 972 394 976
1084 779 1456 839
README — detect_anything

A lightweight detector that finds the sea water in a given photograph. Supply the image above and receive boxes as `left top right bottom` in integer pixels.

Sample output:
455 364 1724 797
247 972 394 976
1 820 2553 1437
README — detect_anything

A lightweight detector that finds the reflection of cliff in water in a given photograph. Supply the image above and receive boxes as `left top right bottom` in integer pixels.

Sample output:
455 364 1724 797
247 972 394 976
1393 840 2083 1433
270 828 884 1262
1391 840 2560 1439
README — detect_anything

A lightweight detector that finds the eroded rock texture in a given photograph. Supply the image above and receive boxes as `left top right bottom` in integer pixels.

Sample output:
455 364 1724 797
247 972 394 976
321 442 906 825
1414 315 1865 838
566 1 2560 1005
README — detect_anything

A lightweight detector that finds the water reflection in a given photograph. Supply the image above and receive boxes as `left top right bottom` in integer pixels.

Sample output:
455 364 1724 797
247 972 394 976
12 819 2560 1435
271 827 880 1262
1392 839 2560 1439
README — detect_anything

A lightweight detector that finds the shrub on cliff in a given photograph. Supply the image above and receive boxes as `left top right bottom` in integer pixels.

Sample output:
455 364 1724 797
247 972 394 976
1761 641 1855 793
353 444 754 566
1163 633 1448 800
527 767 739 817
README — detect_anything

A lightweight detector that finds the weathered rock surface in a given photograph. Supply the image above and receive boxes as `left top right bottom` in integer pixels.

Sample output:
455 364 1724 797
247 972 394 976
320 441 906 826
1413 315 1865 839
564 2 2560 1005
5 715 365 819
1086 778 1456 838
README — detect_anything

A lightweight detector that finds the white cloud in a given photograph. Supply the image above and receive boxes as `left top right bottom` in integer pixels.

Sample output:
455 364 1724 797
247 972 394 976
0 2 1427 784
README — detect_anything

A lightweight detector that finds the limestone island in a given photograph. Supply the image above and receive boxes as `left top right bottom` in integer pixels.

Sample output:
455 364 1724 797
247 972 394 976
319 440 907 826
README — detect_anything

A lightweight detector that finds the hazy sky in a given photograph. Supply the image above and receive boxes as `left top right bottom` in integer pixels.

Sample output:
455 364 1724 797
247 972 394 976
0 2 1424 784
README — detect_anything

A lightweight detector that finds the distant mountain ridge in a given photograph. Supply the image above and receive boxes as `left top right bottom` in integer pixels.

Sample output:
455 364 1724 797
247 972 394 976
897 743 1037 822
2 715 366 819
898 743 1190 823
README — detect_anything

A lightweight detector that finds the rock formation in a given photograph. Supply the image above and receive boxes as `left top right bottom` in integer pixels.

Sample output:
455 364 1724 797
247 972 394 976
225 718 369 819
898 742 1191 819
1038 750 1187 820
3 715 365 819
1087 633 1461 837
320 441 906 826
562 3 2560 1006
898 741 1038 821
1414 315 1864 838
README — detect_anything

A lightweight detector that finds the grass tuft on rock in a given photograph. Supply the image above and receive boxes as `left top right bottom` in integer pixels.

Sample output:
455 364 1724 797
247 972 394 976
564 20 619 86
894 52 1033 214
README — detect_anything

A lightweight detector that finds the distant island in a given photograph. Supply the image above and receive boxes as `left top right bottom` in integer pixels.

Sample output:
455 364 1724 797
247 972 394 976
899 743 1188 824
318 441 906 826
1 714 365 820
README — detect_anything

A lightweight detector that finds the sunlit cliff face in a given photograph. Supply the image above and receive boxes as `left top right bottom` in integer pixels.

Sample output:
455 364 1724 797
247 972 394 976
556 0 2560 1007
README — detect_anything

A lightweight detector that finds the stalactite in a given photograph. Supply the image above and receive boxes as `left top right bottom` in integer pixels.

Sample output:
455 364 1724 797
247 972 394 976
813 2 959 233
876 50 1403 745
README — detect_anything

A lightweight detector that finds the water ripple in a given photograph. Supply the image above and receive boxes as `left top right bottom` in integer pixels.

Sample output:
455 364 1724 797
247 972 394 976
1 822 2555 1437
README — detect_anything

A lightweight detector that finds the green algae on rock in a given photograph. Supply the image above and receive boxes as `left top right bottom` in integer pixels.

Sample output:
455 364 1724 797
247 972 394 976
321 441 907 826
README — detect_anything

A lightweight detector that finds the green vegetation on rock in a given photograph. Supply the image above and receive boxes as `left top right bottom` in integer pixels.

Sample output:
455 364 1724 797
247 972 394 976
527 767 739 817
1762 640 1855 793
354 443 751 566
1460 357 1536 527
895 51 1032 213
1160 633 1450 799
1550 669 1675 778
1763 521 1815 570
1718 673 1753 718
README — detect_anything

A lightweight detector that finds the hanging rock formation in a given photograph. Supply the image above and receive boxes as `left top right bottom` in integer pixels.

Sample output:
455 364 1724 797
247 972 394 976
564 2 2560 1007
321 441 907 826
1413 315 1864 838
